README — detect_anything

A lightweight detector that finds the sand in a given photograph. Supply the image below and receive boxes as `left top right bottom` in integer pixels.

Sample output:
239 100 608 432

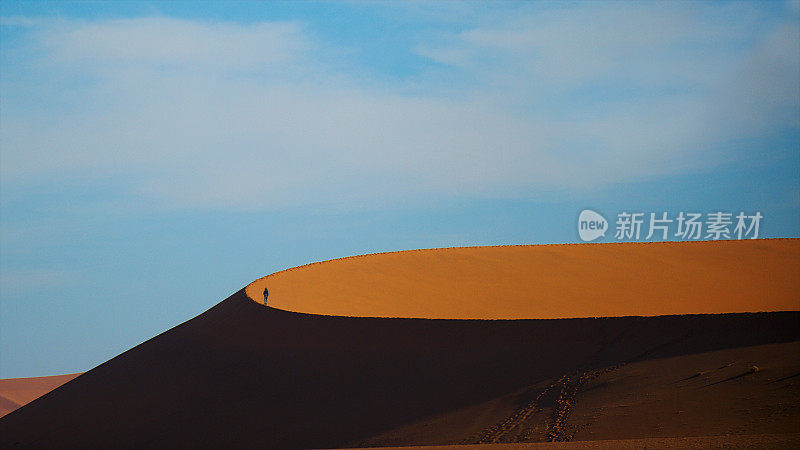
354 433 800 449
1 297 797 447
1 239 797 448
0 374 80 418
351 341 800 447
245 239 800 319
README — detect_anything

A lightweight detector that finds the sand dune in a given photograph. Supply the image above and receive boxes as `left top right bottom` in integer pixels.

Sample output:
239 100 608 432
351 340 800 447
1 239 797 448
0 374 80 418
246 239 799 318
355 433 800 449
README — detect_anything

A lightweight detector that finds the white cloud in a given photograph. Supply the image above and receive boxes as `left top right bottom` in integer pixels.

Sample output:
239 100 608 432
0 16 40 27
1 4 798 210
39 18 309 72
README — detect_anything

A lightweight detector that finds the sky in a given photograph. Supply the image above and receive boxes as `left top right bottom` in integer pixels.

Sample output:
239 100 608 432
1 1 798 378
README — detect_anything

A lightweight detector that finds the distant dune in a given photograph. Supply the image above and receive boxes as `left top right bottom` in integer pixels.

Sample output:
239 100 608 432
1 239 798 448
0 374 80 418
246 239 799 318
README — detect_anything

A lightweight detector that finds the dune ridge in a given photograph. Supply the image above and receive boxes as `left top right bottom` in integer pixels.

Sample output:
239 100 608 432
1 239 797 448
246 239 800 319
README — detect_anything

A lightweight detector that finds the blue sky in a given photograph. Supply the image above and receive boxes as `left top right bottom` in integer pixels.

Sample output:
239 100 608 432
1 1 798 378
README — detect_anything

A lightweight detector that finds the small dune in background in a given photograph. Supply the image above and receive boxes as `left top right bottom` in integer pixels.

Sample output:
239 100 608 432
0 374 80 418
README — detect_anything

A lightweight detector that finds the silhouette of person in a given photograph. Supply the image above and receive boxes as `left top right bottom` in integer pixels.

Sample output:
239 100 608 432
263 288 269 305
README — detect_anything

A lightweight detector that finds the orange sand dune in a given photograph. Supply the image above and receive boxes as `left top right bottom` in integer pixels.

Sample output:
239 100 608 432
0 374 80 418
247 239 800 319
1 239 798 448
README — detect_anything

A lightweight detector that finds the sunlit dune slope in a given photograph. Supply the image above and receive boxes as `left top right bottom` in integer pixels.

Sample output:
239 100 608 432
0 374 80 418
247 239 800 319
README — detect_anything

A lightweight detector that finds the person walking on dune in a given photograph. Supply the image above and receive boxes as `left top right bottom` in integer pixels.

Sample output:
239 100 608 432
263 287 269 305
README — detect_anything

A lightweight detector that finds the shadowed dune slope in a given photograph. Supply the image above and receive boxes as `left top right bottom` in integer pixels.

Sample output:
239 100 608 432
1 295 798 448
1 240 798 448
355 433 800 449
350 340 800 447
0 374 80 418
246 240 799 318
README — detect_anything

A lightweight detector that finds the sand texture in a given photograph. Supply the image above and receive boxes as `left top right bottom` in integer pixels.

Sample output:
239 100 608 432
246 239 799 318
1 239 798 448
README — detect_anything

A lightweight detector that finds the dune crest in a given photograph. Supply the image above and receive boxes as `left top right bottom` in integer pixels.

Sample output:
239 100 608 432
246 239 800 319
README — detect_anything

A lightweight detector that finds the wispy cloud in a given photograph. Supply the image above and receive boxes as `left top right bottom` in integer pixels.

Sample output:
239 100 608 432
0 268 78 297
1 3 798 210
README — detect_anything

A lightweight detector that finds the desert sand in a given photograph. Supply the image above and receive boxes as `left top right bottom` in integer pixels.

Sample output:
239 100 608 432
246 239 800 318
1 239 798 448
351 340 800 447
0 373 80 418
355 433 800 449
